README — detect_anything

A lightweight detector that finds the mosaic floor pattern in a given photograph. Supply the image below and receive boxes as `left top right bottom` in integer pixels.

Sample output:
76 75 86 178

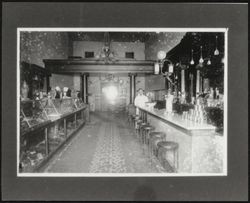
42 112 167 173
89 121 127 173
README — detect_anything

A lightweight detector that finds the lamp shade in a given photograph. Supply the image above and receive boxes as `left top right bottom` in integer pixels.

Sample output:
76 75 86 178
169 64 174 73
154 62 160 74
157 50 166 60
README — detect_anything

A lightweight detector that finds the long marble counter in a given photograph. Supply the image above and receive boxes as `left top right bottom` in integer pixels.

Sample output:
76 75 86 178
137 105 216 134
136 105 225 174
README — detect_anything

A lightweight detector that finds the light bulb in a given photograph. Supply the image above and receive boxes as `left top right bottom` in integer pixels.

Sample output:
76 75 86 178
214 35 219 55
190 49 194 65
214 49 219 55
169 64 174 73
199 57 204 64
199 46 203 64
157 50 166 60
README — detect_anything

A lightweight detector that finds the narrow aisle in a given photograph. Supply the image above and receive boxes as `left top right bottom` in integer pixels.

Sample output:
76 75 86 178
42 112 166 173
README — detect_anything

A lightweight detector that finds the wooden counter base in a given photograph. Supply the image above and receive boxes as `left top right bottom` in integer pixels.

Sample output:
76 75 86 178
136 105 225 174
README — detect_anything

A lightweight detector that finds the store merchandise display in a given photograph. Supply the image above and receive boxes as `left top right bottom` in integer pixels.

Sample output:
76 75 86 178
19 97 88 173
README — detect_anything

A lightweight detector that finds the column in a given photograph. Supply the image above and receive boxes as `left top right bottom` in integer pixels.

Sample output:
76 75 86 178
129 73 137 104
196 69 200 96
181 68 185 93
81 73 89 104
200 75 203 93
189 73 194 98
46 74 51 93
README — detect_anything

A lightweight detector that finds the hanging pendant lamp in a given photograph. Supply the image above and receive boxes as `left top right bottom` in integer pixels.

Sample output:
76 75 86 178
207 58 211 65
190 49 194 65
214 35 220 55
199 46 204 64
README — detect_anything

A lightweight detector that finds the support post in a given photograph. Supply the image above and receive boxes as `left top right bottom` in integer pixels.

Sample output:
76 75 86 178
45 127 49 156
196 69 200 96
74 113 77 128
46 74 51 93
81 73 89 104
129 73 137 104
64 118 67 138
189 73 194 98
181 68 185 93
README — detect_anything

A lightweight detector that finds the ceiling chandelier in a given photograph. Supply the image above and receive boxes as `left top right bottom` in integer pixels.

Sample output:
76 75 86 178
96 32 118 63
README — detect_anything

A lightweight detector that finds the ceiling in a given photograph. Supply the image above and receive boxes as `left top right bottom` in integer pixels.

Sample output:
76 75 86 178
68 32 168 43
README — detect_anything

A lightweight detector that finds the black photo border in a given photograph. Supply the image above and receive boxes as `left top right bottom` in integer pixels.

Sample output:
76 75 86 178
2 2 248 201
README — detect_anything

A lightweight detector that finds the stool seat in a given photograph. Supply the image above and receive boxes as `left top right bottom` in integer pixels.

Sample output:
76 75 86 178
143 125 155 131
157 141 179 150
149 132 166 139
132 115 139 120
140 122 148 127
152 137 163 147
134 117 141 121
150 137 163 157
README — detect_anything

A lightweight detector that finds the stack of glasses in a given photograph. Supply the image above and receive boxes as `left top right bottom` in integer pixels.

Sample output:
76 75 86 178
182 104 207 124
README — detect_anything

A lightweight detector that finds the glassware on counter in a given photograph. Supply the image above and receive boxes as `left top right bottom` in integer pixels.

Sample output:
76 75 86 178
181 104 208 124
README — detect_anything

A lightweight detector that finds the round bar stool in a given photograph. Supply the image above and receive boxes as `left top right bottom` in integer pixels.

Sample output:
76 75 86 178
143 125 155 146
157 141 179 172
133 115 141 129
130 115 135 127
140 124 155 156
148 132 166 158
143 125 155 156
135 119 143 138
139 122 148 144
128 114 135 126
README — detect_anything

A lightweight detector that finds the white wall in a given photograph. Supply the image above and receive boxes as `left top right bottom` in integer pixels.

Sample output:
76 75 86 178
73 74 81 91
73 41 103 58
87 75 146 111
50 73 74 90
111 42 145 60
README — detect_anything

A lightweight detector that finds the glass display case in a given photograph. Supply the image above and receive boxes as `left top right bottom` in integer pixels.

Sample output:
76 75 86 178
47 98 86 150
20 100 50 134
52 98 77 115
41 98 61 121
19 126 49 172
39 98 84 120
19 98 88 173
74 98 85 109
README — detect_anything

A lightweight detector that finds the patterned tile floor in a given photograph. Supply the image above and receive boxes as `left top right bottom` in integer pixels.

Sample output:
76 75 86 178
42 111 167 173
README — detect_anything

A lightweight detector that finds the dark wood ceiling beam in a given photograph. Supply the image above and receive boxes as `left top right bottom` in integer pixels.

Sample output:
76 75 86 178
43 59 155 74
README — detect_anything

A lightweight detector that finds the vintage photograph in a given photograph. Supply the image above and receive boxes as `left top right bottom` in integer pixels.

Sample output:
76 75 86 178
17 28 227 176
